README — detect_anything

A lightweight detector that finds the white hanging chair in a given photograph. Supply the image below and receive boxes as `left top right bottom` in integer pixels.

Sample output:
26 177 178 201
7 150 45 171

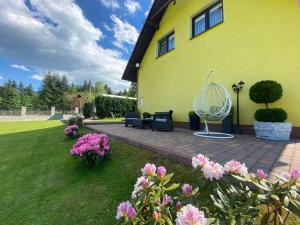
193 70 234 139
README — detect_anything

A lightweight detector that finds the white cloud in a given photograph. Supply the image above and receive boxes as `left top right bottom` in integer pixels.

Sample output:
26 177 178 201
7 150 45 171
124 0 141 14
100 0 119 9
0 75 3 80
144 10 149 17
110 15 139 50
31 74 44 81
11 64 30 71
0 0 129 90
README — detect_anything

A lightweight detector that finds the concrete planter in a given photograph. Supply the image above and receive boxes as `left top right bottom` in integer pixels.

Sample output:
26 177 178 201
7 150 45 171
254 121 292 141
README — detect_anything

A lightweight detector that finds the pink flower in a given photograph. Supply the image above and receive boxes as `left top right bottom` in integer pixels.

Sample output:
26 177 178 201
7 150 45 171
116 201 135 220
142 177 151 189
224 160 248 175
182 184 193 197
163 194 173 205
202 161 224 181
281 168 300 182
152 211 162 221
175 204 207 225
192 154 209 168
127 207 136 220
176 201 182 211
142 163 156 176
157 166 167 179
256 169 268 179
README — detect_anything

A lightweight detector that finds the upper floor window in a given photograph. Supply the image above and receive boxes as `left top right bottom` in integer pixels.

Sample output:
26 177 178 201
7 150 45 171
158 32 175 57
192 1 223 37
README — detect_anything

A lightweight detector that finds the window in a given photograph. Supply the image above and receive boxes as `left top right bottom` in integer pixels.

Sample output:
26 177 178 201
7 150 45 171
192 1 223 37
158 32 175 57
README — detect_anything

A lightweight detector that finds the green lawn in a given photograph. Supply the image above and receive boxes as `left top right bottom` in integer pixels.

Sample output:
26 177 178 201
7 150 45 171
0 121 201 225
0 121 299 225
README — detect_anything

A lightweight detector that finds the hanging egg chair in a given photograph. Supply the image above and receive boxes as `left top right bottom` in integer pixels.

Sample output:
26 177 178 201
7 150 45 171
193 70 234 139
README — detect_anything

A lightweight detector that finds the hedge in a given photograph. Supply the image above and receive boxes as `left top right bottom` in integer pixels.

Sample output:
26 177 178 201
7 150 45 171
83 102 93 118
95 96 137 119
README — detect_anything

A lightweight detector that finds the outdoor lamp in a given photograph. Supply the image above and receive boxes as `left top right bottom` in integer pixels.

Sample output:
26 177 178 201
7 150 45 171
232 80 245 134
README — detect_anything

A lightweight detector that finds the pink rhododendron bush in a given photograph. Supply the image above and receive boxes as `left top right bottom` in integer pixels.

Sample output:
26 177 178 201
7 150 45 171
64 125 79 138
116 155 300 225
70 133 111 165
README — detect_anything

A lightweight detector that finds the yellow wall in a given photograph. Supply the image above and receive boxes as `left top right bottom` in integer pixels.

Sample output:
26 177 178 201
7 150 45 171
138 0 300 126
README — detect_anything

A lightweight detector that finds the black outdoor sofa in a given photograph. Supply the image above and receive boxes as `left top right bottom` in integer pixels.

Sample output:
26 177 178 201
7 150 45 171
125 110 173 131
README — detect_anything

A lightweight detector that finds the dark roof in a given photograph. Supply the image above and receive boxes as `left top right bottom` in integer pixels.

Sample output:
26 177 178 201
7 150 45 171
122 0 174 82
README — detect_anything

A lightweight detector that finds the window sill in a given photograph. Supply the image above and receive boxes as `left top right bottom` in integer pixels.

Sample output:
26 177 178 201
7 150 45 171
156 48 175 59
190 21 224 40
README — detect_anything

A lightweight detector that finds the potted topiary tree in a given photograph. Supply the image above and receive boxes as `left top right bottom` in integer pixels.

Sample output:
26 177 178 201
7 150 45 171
249 80 292 140
188 111 200 131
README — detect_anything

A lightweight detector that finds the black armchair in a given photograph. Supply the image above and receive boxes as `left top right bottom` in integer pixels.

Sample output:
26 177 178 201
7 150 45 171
125 112 140 127
152 110 174 132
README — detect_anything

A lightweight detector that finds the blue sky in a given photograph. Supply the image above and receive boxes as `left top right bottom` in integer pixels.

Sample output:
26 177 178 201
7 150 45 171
0 0 153 91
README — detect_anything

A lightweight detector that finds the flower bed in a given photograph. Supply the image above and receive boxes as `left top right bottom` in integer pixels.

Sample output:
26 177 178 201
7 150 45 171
116 155 300 224
70 133 110 165
64 125 78 138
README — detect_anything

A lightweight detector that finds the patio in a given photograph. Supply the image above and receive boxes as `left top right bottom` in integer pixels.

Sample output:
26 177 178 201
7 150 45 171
86 124 300 176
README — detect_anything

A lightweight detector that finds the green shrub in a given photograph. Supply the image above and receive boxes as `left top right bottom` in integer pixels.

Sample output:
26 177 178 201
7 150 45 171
143 112 152 119
255 108 287 122
68 115 84 127
249 80 283 108
95 96 137 119
188 111 198 117
83 103 93 118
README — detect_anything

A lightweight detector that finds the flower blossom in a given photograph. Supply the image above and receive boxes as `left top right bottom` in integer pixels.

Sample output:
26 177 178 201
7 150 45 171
182 184 193 197
116 201 136 221
142 163 156 176
224 160 248 175
64 125 78 137
157 166 167 179
152 211 162 221
192 154 209 168
256 169 268 179
131 176 153 199
282 168 300 181
163 194 173 205
175 204 207 225
70 133 110 157
176 201 182 211
202 161 224 181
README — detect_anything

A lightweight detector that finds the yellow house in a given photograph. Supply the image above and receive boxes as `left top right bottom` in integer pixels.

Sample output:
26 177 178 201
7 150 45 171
122 0 300 137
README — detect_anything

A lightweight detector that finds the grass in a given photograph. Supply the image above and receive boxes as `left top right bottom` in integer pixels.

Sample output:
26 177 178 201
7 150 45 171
0 121 200 225
0 121 299 225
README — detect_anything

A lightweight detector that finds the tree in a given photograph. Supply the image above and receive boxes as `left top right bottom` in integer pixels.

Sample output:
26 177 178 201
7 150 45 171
38 72 69 109
94 81 105 96
104 84 113 95
0 80 21 110
128 82 137 98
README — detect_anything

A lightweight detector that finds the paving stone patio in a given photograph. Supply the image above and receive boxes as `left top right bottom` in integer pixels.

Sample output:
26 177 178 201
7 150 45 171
87 124 300 176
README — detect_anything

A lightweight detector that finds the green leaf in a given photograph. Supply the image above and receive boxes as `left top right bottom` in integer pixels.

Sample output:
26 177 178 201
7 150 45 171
260 212 271 225
165 183 180 191
162 215 173 225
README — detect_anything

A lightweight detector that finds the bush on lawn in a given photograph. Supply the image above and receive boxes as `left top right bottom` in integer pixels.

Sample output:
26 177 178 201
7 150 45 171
83 102 93 118
70 133 111 165
68 114 84 127
64 125 78 138
116 156 300 224
95 96 136 119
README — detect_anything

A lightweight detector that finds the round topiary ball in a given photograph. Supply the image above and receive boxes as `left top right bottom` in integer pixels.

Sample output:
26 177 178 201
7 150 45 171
249 80 283 107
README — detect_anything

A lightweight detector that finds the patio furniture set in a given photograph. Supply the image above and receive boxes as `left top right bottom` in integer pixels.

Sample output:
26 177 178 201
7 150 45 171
125 111 174 132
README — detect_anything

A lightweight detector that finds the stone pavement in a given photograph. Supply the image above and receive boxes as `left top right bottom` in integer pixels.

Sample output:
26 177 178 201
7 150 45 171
86 124 300 175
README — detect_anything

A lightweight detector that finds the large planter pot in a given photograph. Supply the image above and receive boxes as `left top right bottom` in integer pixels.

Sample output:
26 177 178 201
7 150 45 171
222 115 233 134
189 115 200 131
254 121 292 141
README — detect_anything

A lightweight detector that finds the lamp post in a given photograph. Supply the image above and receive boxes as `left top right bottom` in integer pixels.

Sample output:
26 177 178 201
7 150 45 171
76 94 82 114
232 81 245 134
